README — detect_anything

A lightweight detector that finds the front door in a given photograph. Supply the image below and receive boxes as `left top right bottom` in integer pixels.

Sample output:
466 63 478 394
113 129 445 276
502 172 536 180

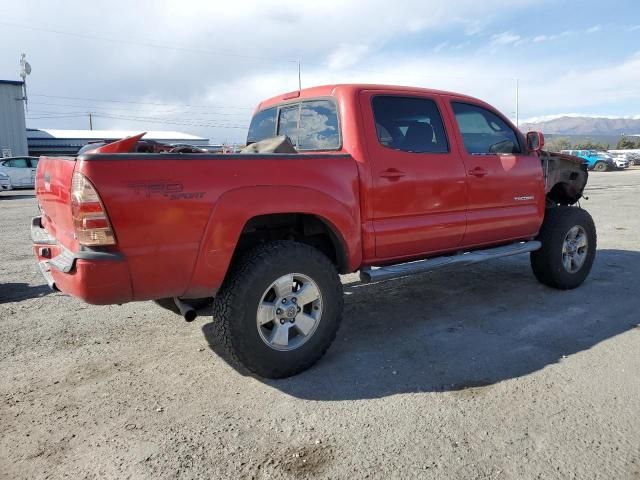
360 92 468 260
447 100 545 247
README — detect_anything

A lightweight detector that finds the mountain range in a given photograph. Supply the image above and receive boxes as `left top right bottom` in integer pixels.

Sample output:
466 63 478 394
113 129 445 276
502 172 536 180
519 116 640 136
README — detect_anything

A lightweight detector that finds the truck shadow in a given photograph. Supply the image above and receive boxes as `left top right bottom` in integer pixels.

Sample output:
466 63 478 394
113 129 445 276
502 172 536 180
202 249 639 400
0 282 53 303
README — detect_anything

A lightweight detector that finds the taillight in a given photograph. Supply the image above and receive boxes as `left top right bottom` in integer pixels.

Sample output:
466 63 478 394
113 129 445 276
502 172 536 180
71 172 116 246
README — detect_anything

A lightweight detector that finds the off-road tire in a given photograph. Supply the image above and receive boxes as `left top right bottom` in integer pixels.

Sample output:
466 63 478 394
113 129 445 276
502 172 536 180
593 161 607 172
212 241 343 378
530 206 596 290
154 297 213 315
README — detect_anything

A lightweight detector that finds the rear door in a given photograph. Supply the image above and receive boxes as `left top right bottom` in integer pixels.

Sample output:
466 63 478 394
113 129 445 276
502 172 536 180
447 100 544 247
360 91 468 259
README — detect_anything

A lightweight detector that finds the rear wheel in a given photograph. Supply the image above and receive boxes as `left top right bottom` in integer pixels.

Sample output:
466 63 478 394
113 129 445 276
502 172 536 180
593 161 607 172
530 206 596 290
212 241 343 378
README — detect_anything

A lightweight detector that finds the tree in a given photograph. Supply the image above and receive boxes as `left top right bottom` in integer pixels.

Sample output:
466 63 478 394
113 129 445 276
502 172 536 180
548 137 572 152
616 136 640 149
574 142 609 151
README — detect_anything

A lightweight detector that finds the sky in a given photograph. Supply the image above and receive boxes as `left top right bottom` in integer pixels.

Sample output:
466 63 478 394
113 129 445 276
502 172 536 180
1 0 639 143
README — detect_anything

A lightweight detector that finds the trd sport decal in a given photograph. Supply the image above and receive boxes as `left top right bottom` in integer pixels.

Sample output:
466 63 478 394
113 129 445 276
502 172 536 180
127 181 205 200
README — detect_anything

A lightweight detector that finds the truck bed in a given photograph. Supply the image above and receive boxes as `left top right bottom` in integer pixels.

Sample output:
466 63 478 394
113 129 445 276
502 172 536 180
34 152 361 303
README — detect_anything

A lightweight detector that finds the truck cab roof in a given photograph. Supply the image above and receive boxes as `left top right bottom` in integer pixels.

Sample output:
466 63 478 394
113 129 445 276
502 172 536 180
256 84 483 112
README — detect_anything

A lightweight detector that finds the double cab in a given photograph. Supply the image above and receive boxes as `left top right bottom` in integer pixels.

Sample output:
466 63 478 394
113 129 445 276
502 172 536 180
32 84 596 378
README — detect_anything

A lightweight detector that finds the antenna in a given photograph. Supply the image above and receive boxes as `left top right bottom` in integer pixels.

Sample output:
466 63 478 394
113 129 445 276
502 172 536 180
515 77 519 128
19 53 32 110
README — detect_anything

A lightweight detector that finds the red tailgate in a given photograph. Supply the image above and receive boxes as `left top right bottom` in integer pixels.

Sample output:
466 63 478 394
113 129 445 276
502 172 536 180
35 156 80 253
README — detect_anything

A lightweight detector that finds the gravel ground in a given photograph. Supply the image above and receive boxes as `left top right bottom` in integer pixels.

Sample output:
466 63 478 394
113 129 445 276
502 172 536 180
1 169 639 480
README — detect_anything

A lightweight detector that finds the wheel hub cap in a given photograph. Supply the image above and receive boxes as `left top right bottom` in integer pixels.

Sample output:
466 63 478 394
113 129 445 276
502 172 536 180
562 225 588 273
256 273 323 351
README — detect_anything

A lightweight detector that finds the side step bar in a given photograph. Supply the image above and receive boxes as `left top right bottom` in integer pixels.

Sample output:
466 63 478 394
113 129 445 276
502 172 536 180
360 241 541 283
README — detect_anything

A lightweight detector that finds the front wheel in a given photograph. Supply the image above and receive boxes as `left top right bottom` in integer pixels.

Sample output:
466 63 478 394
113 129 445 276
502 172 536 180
593 161 607 172
530 206 596 290
212 241 343 378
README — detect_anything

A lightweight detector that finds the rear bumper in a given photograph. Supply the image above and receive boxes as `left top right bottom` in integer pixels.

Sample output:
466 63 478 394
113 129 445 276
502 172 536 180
31 217 133 304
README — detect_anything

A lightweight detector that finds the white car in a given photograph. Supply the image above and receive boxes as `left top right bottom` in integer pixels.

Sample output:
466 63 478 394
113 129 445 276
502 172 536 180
0 156 39 188
0 171 12 191
609 152 630 169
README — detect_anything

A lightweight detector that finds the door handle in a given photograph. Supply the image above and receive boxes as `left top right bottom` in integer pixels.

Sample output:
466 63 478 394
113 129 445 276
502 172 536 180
380 168 406 179
468 167 488 177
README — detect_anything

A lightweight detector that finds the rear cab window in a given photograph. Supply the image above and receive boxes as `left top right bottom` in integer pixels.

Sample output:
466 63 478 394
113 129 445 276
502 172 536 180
451 102 521 155
247 99 341 151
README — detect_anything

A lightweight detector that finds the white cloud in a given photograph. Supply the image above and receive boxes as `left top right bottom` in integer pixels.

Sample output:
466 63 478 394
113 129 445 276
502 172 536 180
1 0 637 143
491 31 521 46
326 44 370 69
433 42 450 53
586 25 602 34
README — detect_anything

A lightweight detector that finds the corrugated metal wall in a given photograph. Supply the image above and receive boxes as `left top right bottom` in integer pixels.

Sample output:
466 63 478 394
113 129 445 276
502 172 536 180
0 82 28 157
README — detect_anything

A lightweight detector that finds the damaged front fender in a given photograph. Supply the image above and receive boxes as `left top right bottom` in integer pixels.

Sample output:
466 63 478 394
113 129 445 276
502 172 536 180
540 151 588 206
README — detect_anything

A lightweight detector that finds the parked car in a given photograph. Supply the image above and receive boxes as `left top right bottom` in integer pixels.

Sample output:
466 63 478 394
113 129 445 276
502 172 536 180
626 152 640 166
0 156 39 188
32 84 595 378
560 149 615 172
0 171 12 192
608 152 630 169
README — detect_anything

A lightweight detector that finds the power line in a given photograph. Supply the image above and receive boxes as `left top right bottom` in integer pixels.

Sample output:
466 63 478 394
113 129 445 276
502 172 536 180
0 21 298 64
28 101 251 117
4 20 474 86
91 113 248 129
30 93 254 110
26 108 249 126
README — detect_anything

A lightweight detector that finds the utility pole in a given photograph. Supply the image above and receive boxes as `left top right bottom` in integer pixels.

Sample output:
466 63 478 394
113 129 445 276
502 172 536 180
297 60 302 91
88 112 93 130
19 53 31 111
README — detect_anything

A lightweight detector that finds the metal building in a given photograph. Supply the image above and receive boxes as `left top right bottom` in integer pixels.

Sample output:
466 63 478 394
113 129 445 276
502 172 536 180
0 80 28 157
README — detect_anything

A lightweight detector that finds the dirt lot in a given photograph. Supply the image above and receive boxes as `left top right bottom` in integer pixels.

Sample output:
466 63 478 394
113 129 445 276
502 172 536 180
1 169 639 480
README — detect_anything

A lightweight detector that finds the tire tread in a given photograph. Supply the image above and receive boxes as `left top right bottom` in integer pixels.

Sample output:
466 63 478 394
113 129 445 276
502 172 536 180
212 241 343 378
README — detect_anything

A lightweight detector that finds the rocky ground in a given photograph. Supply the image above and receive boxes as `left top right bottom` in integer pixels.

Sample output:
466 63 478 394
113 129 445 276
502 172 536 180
1 169 639 479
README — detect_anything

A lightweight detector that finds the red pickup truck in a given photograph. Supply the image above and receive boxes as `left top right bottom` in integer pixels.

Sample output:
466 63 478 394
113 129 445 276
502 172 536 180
32 84 595 378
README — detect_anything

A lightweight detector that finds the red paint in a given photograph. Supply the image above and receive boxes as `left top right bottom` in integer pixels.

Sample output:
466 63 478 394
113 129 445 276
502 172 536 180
33 84 547 305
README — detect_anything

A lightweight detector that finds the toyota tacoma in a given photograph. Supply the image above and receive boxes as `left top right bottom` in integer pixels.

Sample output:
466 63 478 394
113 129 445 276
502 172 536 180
32 84 595 378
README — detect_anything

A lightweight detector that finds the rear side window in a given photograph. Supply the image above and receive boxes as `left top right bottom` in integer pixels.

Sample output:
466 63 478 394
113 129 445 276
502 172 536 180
247 107 277 145
371 96 449 153
452 102 521 154
277 100 340 151
5 158 29 168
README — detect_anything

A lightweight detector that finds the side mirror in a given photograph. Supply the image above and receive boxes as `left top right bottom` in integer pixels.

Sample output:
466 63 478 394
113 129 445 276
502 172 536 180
526 131 544 152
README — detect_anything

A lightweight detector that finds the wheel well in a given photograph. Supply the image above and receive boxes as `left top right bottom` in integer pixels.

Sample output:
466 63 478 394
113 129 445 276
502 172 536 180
546 180 583 206
233 213 349 273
